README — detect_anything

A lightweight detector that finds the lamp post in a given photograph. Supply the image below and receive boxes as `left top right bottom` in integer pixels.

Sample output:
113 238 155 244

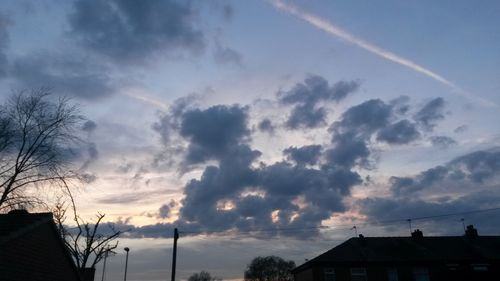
123 247 130 281
100 247 110 281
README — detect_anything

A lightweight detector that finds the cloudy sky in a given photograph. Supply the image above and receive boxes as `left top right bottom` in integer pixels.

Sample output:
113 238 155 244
1 0 500 280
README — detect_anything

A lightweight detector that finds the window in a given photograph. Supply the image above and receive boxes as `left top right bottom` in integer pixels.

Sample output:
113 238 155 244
350 268 367 281
324 268 335 281
412 268 430 281
387 268 398 281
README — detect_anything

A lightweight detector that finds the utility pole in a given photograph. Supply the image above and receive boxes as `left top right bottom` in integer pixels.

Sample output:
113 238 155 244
101 247 110 281
171 228 179 281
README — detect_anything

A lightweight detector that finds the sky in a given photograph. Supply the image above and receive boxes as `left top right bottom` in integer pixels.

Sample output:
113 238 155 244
1 0 500 280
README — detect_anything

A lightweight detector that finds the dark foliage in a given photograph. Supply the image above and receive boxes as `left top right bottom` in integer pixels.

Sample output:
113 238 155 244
244 256 295 281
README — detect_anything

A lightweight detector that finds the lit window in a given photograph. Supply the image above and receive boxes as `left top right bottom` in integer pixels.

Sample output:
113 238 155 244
412 268 429 281
387 268 398 281
350 268 367 281
324 268 335 281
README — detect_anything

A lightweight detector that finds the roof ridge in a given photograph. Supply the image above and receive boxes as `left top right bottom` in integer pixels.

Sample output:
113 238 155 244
0 212 53 216
0 213 53 244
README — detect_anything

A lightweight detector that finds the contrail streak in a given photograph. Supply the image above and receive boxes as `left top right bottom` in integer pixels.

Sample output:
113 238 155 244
122 91 169 110
270 0 496 107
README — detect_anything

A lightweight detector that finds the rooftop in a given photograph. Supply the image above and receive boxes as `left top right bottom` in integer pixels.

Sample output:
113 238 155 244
294 228 500 272
0 210 54 244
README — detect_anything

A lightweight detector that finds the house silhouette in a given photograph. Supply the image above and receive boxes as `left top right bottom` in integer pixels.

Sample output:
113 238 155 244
293 226 500 281
0 209 82 281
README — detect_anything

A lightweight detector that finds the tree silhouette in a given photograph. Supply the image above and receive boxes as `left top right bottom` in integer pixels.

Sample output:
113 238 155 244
244 256 295 281
0 89 83 210
53 195 121 270
188 271 222 281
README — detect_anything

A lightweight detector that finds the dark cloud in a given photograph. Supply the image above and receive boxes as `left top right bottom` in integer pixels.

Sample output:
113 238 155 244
222 4 233 20
358 191 500 235
87 142 98 159
159 199 178 218
333 99 392 136
284 145 322 166
127 154 359 239
391 149 500 196
9 52 114 100
153 94 199 146
430 136 457 148
327 97 448 173
450 149 500 183
389 96 411 115
82 120 97 133
358 149 500 235
286 104 327 129
257 118 275 134
116 162 134 174
280 76 359 105
97 189 172 204
80 173 97 183
213 41 242 66
390 165 448 196
327 99 392 169
180 146 261 225
0 14 10 78
376 120 420 144
414 97 445 131
150 96 451 238
152 101 364 238
180 105 250 164
279 75 359 129
454 125 468 134
326 131 370 168
81 142 98 170
69 0 205 63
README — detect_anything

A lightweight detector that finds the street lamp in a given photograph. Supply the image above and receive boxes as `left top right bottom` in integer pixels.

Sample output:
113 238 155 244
123 247 130 281
100 247 111 281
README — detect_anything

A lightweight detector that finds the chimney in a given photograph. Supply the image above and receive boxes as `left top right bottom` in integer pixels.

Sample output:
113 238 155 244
465 225 478 239
411 229 424 240
358 234 366 246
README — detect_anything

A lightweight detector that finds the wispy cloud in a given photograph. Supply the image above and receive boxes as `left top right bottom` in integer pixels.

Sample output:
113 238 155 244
270 0 497 108
122 91 169 110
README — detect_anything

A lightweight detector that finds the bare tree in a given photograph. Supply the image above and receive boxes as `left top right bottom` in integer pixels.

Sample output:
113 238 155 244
53 195 121 270
188 271 222 281
0 89 82 210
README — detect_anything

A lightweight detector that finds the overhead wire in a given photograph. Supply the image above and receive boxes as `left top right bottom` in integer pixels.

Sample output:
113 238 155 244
176 206 500 238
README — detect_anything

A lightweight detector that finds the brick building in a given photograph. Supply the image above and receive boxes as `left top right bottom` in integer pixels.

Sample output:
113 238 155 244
293 226 500 281
0 210 82 281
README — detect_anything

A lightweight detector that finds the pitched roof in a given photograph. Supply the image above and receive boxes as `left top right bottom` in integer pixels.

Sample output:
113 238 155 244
0 210 82 281
294 234 500 272
0 210 53 244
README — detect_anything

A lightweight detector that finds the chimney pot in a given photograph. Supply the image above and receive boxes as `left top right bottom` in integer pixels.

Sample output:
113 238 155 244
358 234 367 246
411 229 424 239
465 225 479 238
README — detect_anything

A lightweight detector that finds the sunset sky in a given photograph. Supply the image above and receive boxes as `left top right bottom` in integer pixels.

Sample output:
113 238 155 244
1 1 500 280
